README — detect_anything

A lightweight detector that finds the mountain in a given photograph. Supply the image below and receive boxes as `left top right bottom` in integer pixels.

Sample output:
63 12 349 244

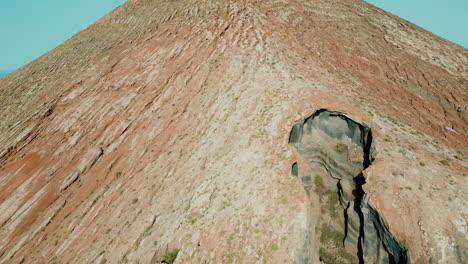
0 0 466 263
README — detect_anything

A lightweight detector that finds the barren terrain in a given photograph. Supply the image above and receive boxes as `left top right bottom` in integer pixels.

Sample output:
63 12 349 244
0 0 466 263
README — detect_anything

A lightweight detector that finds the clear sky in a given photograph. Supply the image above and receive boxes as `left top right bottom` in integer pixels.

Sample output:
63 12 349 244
364 0 467 48
0 0 127 73
0 0 467 74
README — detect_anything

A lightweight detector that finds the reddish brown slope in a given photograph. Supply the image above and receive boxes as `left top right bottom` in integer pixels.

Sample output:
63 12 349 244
259 0 467 149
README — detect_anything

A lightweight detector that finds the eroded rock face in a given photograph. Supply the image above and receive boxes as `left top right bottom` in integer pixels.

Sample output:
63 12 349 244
290 110 407 263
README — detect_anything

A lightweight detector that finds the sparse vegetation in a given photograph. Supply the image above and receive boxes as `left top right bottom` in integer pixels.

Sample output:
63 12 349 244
319 225 355 263
186 216 196 224
115 172 122 178
386 114 398 124
440 159 450 166
319 247 355 264
320 224 343 247
333 143 347 154
314 175 340 217
324 190 340 218
314 175 324 189
163 249 179 264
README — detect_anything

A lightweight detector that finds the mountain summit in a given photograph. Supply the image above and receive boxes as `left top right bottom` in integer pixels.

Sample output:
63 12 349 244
0 0 466 263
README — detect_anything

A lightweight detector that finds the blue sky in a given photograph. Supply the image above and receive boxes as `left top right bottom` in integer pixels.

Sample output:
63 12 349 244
0 0 467 75
365 0 467 47
0 0 127 73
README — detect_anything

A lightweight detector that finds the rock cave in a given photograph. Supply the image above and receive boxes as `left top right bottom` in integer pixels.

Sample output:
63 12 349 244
289 110 408 264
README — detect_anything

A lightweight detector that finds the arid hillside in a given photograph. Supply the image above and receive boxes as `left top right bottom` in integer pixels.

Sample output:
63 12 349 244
0 0 466 263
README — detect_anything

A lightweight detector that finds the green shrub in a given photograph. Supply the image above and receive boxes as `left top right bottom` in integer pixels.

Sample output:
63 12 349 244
314 175 325 195
386 114 398 124
325 190 340 218
163 249 179 264
314 175 324 188
440 159 450 166
333 143 347 154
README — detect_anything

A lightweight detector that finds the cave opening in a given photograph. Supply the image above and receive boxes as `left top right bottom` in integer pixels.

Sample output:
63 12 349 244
289 110 408 264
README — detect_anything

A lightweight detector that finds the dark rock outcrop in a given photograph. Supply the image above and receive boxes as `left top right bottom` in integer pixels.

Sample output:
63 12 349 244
290 110 408 264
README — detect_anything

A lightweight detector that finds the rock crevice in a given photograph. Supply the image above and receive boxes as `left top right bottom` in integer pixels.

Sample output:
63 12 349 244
290 110 408 264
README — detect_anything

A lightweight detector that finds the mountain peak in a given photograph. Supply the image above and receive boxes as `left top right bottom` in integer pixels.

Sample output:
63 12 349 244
0 0 466 263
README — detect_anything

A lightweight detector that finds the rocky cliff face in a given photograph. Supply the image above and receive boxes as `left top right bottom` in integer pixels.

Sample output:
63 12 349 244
0 0 466 263
290 110 407 263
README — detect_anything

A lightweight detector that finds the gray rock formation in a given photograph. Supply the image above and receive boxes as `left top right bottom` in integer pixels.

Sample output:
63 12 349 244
290 110 408 264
